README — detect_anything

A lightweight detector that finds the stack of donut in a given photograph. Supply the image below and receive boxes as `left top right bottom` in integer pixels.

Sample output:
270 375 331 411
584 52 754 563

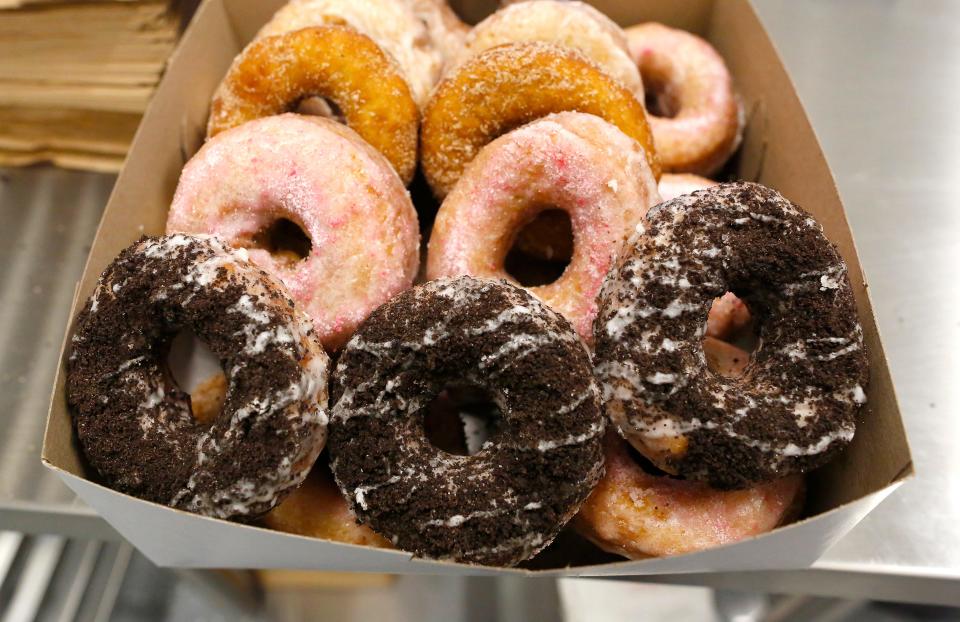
66 0 869 567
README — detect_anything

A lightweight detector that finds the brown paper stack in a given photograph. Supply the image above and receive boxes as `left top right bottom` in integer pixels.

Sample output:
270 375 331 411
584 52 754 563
0 0 185 172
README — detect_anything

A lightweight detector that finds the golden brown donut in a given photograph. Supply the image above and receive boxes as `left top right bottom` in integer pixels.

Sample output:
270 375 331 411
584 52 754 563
421 41 660 198
256 0 463 108
207 24 419 184
263 460 392 548
450 1 643 101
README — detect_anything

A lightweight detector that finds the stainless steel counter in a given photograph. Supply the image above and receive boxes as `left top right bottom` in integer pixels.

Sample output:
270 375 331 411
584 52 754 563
0 167 119 542
614 0 960 605
1 0 958 607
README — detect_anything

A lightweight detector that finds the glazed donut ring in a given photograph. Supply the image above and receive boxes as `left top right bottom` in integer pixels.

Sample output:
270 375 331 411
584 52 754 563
168 114 420 351
421 41 660 198
626 23 743 175
450 1 644 101
207 24 419 184
328 277 604 566
256 0 451 109
575 432 804 558
67 235 330 520
427 112 661 341
514 172 718 263
593 183 869 488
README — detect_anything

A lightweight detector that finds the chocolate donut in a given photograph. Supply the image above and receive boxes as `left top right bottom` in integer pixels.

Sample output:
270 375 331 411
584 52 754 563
593 182 868 489
68 235 330 519
328 277 604 566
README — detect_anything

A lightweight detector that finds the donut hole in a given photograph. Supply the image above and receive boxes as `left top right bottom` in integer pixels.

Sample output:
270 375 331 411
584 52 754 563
167 328 226 425
640 67 681 119
293 95 345 124
702 292 759 378
252 217 313 267
504 209 572 287
422 384 503 456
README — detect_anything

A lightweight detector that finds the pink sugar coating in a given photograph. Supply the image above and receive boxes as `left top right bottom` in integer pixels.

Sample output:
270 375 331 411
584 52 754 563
579 433 803 558
658 172 718 202
426 112 660 341
167 114 419 351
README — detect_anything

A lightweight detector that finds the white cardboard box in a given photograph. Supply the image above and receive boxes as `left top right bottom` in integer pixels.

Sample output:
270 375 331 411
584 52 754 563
42 0 913 575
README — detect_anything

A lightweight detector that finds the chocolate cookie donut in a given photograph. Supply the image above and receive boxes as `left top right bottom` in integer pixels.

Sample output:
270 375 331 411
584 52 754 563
68 235 330 519
593 182 868 489
328 277 604 566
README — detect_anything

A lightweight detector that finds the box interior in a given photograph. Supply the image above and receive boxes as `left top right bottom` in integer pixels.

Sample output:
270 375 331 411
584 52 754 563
43 0 912 574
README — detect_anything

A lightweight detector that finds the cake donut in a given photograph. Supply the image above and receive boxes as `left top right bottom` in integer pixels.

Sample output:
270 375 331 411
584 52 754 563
593 182 869 488
450 1 644 101
207 24 418 183
658 175 756 345
168 114 420 351
263 459 392 548
575 432 804 558
255 0 447 109
67 235 330 519
328 277 604 566
421 42 660 198
426 112 661 341
626 23 743 175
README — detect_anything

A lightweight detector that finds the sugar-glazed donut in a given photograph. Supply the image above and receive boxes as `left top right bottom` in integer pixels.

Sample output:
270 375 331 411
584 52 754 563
403 0 469 70
593 182 869 488
575 432 804 558
626 23 743 176
207 24 418 184
421 42 660 198
450 1 643 101
168 115 420 351
67 235 329 520
256 0 457 109
426 112 660 341
328 277 604 566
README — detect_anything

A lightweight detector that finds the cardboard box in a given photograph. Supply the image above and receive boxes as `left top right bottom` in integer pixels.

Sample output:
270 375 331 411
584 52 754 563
42 0 913 575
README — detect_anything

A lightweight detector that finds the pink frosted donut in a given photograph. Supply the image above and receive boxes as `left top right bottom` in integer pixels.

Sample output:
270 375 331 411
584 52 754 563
426 112 660 341
575 432 804 558
658 172 717 202
515 172 718 263
626 23 743 175
707 291 752 341
167 114 420 351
